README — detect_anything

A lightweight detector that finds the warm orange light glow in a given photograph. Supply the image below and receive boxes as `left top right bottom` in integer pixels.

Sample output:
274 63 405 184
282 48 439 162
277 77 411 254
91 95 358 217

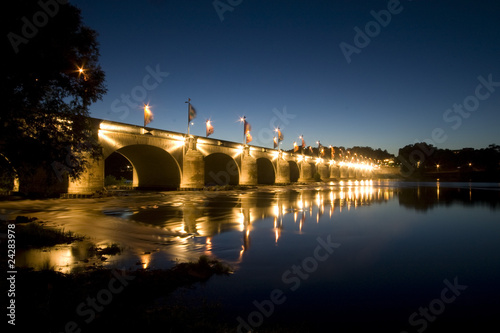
271 150 280 160
238 212 246 232
231 145 244 159
275 226 281 243
140 253 152 269
239 245 245 259
77 66 88 80
98 131 119 147
144 104 152 117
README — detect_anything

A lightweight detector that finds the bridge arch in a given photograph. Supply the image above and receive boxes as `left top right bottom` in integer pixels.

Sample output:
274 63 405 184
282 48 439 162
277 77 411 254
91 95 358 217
257 157 275 184
204 153 239 186
109 144 181 190
105 151 135 184
0 153 19 192
289 161 299 183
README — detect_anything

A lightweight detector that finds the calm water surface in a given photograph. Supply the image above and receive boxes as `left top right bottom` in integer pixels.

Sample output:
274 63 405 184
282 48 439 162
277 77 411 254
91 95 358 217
1 180 499 331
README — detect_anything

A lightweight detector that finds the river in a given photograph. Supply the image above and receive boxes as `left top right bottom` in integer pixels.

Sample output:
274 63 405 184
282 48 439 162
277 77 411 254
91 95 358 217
1 180 499 331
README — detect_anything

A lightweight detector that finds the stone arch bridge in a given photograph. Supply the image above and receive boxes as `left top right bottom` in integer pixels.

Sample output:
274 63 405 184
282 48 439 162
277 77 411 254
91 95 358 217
68 119 375 194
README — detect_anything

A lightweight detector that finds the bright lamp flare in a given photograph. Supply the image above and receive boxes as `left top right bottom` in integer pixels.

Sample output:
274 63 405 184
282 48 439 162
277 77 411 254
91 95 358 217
77 66 88 80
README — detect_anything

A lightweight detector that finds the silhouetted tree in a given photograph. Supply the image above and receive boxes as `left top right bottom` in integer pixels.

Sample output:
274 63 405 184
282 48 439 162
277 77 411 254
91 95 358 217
397 142 436 171
397 142 500 180
2 0 106 192
350 146 394 161
285 145 394 162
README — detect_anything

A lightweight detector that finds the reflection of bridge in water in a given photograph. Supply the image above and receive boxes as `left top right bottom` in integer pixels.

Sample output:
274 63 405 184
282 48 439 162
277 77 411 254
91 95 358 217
13 183 498 271
131 183 395 264
131 182 392 236
67 119 380 194
13 184 394 272
137 183 500 265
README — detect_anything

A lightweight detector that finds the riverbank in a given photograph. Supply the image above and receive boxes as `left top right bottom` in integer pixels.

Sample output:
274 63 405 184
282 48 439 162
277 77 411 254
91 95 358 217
7 262 236 332
3 217 303 332
1 217 236 332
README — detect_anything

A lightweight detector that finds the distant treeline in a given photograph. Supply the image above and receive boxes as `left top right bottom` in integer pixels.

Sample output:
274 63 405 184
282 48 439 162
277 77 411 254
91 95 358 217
397 143 500 181
285 145 394 161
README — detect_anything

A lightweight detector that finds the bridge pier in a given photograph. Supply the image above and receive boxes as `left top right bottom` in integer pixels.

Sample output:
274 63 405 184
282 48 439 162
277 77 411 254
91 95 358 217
339 165 348 179
330 164 340 180
68 156 105 195
318 162 329 181
348 166 356 179
298 158 314 182
180 137 204 190
275 152 290 184
360 167 367 178
240 146 257 186
12 177 19 192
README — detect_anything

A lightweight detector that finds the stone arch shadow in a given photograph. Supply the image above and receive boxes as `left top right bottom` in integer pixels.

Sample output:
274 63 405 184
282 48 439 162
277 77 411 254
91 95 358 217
289 161 299 182
257 158 275 184
204 153 239 186
108 144 181 190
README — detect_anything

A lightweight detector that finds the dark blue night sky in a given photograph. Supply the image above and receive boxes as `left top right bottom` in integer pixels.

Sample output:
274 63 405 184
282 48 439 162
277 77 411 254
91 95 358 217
73 0 500 154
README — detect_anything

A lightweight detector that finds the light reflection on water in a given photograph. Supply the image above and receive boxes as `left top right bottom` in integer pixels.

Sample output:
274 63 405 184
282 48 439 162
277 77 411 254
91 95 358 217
0 181 498 274
2 181 500 330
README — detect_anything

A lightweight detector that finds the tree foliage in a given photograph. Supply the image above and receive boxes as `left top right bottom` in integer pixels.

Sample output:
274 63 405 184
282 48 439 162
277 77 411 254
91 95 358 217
397 142 500 179
285 145 394 161
2 0 106 187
